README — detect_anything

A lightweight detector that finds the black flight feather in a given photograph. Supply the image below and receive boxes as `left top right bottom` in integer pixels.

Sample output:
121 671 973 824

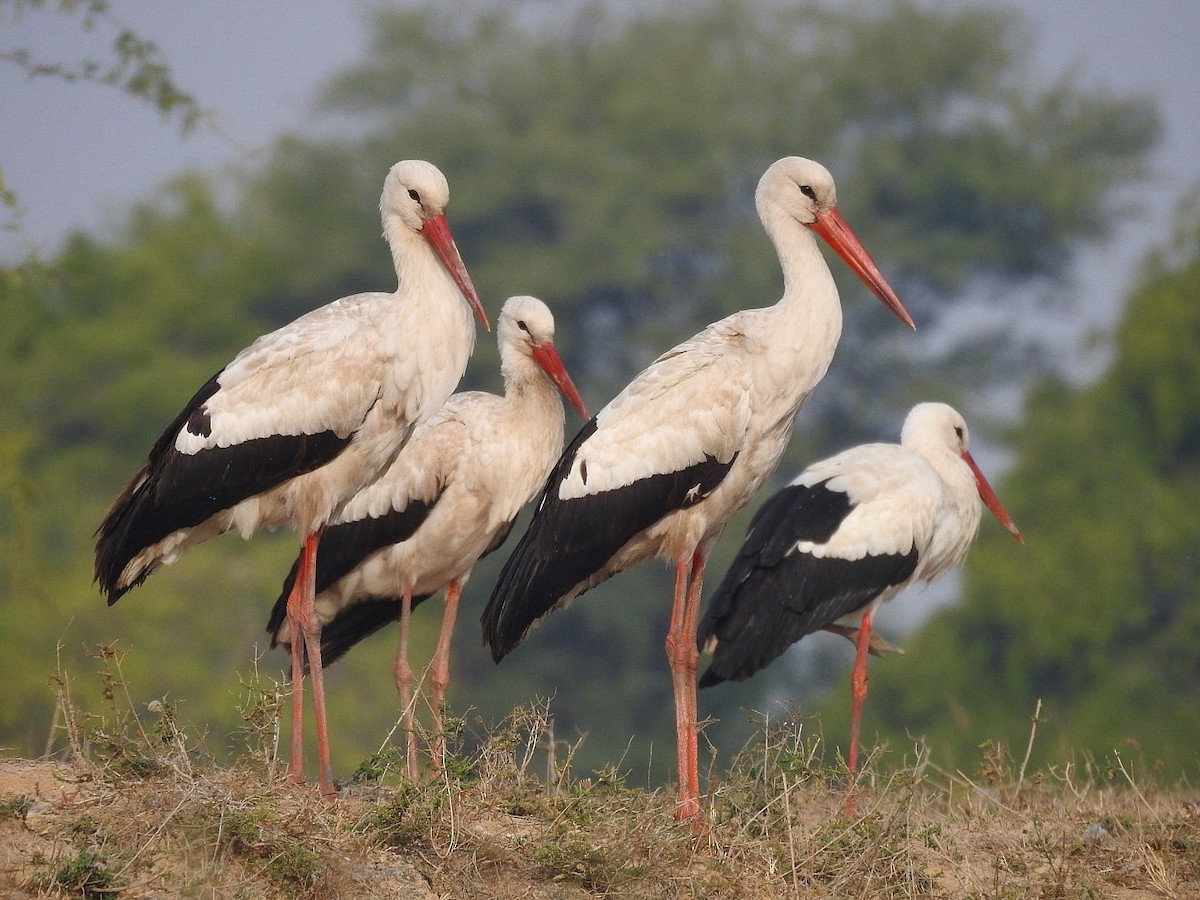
698 479 919 687
96 369 356 603
482 416 737 661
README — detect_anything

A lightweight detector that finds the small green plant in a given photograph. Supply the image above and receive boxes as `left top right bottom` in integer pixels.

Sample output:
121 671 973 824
359 779 444 848
351 746 409 784
711 707 828 834
0 793 33 823
33 847 121 899
233 655 285 772
216 806 326 891
531 828 617 891
83 645 166 780
58 644 205 781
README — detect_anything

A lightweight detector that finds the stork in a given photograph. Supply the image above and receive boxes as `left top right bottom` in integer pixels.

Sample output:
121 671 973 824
481 156 914 824
94 159 487 798
265 295 588 777
697 402 1023 810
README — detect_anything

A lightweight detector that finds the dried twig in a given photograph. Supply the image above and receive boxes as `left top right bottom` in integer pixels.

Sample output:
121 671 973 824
1017 697 1043 788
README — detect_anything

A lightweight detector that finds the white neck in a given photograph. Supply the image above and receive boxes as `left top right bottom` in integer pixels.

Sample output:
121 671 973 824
762 203 840 316
502 350 565 430
385 217 436 296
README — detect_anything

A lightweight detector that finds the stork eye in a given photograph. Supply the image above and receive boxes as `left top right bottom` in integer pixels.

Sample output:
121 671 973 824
799 184 817 201
407 188 421 203
954 426 964 439
516 320 531 334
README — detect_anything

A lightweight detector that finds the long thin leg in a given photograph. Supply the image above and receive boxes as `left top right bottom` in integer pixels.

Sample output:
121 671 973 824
392 586 419 780
429 579 462 772
847 610 874 775
845 608 875 816
680 551 706 816
284 538 311 786
665 549 705 826
288 638 305 784
296 529 336 798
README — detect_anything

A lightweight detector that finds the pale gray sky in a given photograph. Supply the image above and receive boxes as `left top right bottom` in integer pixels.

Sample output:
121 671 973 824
2 1 363 259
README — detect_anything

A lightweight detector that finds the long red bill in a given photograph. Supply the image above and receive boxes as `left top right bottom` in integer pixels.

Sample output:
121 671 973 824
421 213 490 332
962 450 1024 543
531 342 589 421
809 207 916 330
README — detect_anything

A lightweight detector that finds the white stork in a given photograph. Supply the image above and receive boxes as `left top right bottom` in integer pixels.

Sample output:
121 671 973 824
481 156 915 825
94 159 488 798
697 402 1023 809
265 295 588 778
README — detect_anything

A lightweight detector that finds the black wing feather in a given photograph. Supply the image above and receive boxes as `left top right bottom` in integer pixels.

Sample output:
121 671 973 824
270 513 518 670
481 417 737 661
698 480 919 687
95 368 353 602
697 481 852 646
265 498 438 643
304 594 436 670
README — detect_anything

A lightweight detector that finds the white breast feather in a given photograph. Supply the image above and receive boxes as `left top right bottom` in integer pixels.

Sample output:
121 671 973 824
794 445 944 562
315 383 566 617
919 454 984 582
557 342 752 501
175 297 387 454
334 403 470 525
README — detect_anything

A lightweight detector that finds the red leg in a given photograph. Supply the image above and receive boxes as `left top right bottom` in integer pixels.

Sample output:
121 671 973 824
429 580 462 772
847 610 874 775
287 633 305 784
285 532 318 787
391 586 419 780
296 530 336 798
665 549 705 827
845 609 874 816
681 551 706 816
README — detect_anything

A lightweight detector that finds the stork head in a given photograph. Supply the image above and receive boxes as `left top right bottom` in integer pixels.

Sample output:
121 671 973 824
381 160 489 331
758 156 915 330
903 402 1024 543
499 295 589 421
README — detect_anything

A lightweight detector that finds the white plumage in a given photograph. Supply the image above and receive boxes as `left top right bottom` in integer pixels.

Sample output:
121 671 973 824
789 448 946 565
483 156 915 825
697 402 1023 808
95 159 487 798
267 295 588 777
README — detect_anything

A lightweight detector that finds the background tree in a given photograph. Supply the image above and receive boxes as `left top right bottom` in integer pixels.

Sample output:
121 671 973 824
2 0 214 749
0 0 1163 781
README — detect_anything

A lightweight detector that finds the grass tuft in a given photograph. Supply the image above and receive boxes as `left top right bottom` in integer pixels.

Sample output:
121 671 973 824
0 793 33 823
33 847 122 899
3 649 1197 898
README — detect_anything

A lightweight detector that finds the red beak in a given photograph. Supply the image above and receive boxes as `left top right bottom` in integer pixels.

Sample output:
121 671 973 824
420 213 490 332
809 207 916 330
963 450 1024 543
531 342 589 421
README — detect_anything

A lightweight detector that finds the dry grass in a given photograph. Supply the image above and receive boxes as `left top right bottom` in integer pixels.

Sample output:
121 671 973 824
1 646 1197 899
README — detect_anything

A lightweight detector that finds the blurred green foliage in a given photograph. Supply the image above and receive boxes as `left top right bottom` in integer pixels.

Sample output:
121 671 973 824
0 0 1168 783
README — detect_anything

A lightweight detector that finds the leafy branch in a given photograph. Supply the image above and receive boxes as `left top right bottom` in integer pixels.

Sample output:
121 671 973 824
1 0 216 264
1 0 207 134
